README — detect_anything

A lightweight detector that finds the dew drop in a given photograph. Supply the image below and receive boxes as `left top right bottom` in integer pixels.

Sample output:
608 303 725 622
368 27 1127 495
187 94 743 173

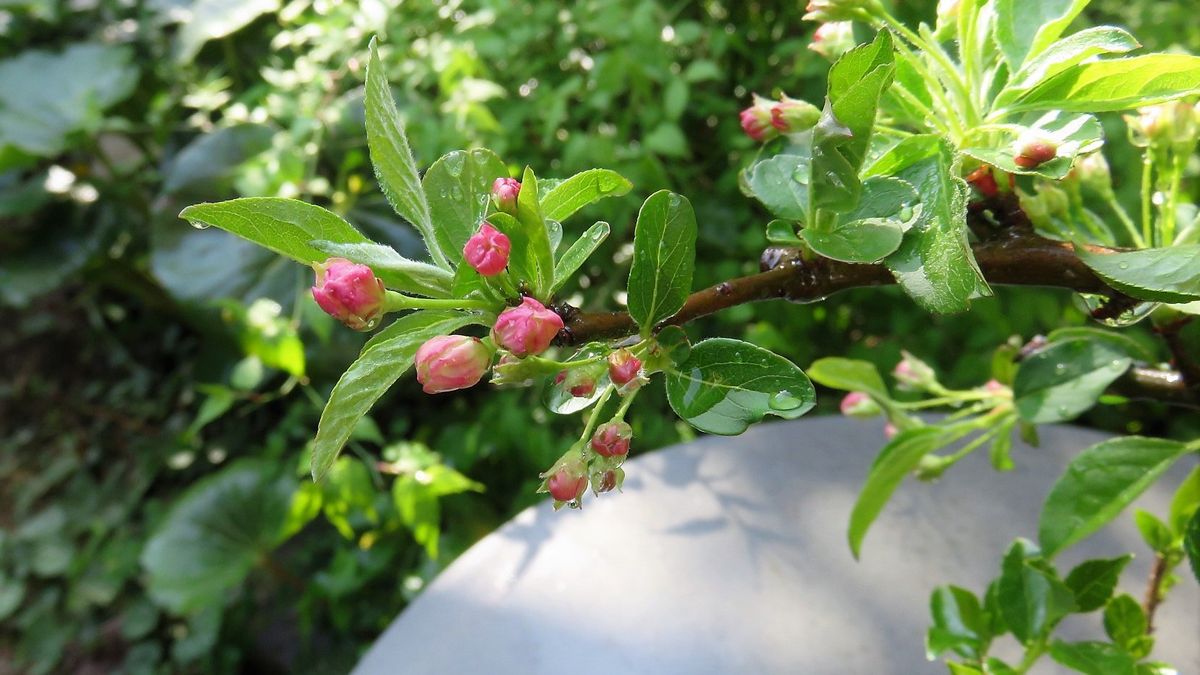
769 390 804 411
188 220 210 230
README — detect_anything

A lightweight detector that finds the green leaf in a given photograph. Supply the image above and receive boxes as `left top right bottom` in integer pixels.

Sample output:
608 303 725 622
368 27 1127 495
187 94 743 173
393 464 482 559
1013 338 1132 423
743 154 810 222
927 586 989 660
765 219 804 245
1185 509 1200 586
179 198 372 266
1168 464 1200 536
802 176 915 263
310 240 453 298
1076 245 1200 304
1046 327 1157 363
867 136 989 314
513 166 556 297
1103 594 1149 652
175 0 280 62
962 112 1104 180
310 311 477 481
997 539 1076 644
947 665 985 675
807 357 889 398
421 148 508 266
364 39 442 268
141 461 294 613
1063 555 1132 612
1009 55 1200 113
627 190 697 333
1038 436 1190 557
541 169 633 222
665 338 815 436
994 0 1091 70
1049 640 1137 675
552 221 610 293
1133 509 1175 553
996 27 1141 106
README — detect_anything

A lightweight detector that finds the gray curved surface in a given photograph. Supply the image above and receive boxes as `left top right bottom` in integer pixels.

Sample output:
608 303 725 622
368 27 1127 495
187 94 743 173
356 417 1199 674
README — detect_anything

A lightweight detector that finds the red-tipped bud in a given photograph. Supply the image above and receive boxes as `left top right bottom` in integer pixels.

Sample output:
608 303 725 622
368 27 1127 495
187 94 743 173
770 96 821 133
740 95 779 143
607 349 643 388
546 467 588 502
492 177 521 214
311 257 386 330
966 166 1000 198
593 468 625 494
1013 132 1058 169
414 335 492 394
840 391 880 418
492 297 564 357
556 370 596 398
808 21 856 60
463 221 511 276
590 421 632 458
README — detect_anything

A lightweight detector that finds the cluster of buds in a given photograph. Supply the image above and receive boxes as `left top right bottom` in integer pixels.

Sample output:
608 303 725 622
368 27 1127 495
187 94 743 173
1126 101 1200 150
809 21 856 60
540 415 635 508
739 94 821 143
311 258 387 330
1012 131 1060 170
802 0 880 22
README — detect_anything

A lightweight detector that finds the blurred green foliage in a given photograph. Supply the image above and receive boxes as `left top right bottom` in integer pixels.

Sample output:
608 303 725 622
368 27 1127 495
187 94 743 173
1 0 1197 672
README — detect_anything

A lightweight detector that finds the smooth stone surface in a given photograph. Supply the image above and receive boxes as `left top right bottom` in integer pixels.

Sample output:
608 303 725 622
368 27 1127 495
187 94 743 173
356 417 1199 674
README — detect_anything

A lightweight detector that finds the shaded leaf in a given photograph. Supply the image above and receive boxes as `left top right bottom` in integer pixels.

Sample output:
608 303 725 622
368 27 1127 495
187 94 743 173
1076 244 1200 304
627 190 697 333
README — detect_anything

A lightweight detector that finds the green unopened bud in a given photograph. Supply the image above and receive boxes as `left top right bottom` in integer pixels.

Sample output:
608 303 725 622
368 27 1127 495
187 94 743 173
1073 152 1112 194
808 21 857 60
803 0 881 23
1127 101 1199 149
771 96 821 133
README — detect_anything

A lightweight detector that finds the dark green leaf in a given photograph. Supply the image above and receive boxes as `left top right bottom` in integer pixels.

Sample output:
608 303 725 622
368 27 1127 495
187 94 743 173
1063 555 1132 612
175 0 280 62
311 240 453 298
665 338 814 436
997 539 1076 644
552 221 610 293
422 148 508 266
141 461 294 613
1013 338 1132 423
1046 327 1157 362
311 311 477 481
364 39 442 267
1076 245 1200 304
627 190 697 333
179 198 371 266
1039 436 1190 557
1049 640 1137 675
541 169 633 222
1103 594 1148 651
765 220 804 245
1009 55 1200 113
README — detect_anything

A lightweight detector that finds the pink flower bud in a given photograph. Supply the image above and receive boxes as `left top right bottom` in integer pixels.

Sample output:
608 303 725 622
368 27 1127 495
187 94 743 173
556 370 596 398
840 391 880 419
770 96 820 133
414 335 492 394
590 421 632 458
311 257 386 330
884 422 898 440
607 349 642 387
463 221 511 276
808 21 856 60
491 297 564 357
1013 132 1058 169
492 177 521 214
984 379 1006 393
546 467 588 502
740 95 779 143
893 352 937 391
593 467 625 494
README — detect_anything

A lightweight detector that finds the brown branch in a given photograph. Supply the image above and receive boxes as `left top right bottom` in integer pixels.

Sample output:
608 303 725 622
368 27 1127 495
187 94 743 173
1142 553 1169 634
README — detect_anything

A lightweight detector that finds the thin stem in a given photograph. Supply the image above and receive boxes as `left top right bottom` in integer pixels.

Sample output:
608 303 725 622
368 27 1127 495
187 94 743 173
578 386 616 449
384 291 494 312
888 38 966 140
1103 185 1145 249
613 387 640 421
1141 150 1155 247
878 15 976 126
1163 152 1188 246
1142 553 1169 634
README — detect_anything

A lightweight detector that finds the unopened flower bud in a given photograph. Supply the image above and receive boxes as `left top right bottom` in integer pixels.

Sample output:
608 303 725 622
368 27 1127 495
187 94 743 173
590 421 633 458
740 95 778 143
492 297 565 357
546 464 588 503
463 221 511 276
593 468 625 494
840 391 880 418
884 422 898 440
1127 102 1199 149
893 352 937 391
966 166 1001 198
414 335 493 394
1013 131 1059 169
770 96 821 132
555 369 596 398
808 21 856 60
984 379 1006 393
1019 182 1070 231
607 349 643 388
1073 152 1111 193
492 177 521 214
803 0 878 23
311 257 386 330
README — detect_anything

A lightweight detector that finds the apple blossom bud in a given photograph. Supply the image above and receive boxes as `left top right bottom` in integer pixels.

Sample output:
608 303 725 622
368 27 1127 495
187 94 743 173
884 422 898 439
1013 132 1059 169
607 349 643 388
593 468 625 494
463 221 511 276
1073 152 1111 193
311 257 386 330
492 177 521 214
590 421 633 458
966 166 1001 198
893 352 937 391
840 391 880 419
414 335 493 394
984 379 1006 393
808 21 856 60
492 297 565 357
770 96 821 133
546 466 588 503
740 95 778 143
803 0 878 22
555 370 596 398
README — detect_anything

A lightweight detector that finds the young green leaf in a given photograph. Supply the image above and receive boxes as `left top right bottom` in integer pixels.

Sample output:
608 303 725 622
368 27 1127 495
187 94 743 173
1049 640 1137 675
627 190 697 333
1133 509 1175 553
962 112 1104 180
541 169 633 222
364 38 442 268
1185 510 1200 586
1013 338 1132 423
868 136 989 314
1045 326 1157 362
742 154 811 222
513 166 556 297
1008 54 1200 113
665 338 814 436
422 148 508 266
996 27 1141 106
1076 244 1200 303
927 586 989 661
179 198 370 266
994 0 1091 71
310 240 453 298
997 539 1076 644
1103 594 1149 653
551 221 610 293
807 357 889 398
1168 464 1200 536
1038 436 1190 557
1063 555 1132 612
802 176 916 263
311 311 478 482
